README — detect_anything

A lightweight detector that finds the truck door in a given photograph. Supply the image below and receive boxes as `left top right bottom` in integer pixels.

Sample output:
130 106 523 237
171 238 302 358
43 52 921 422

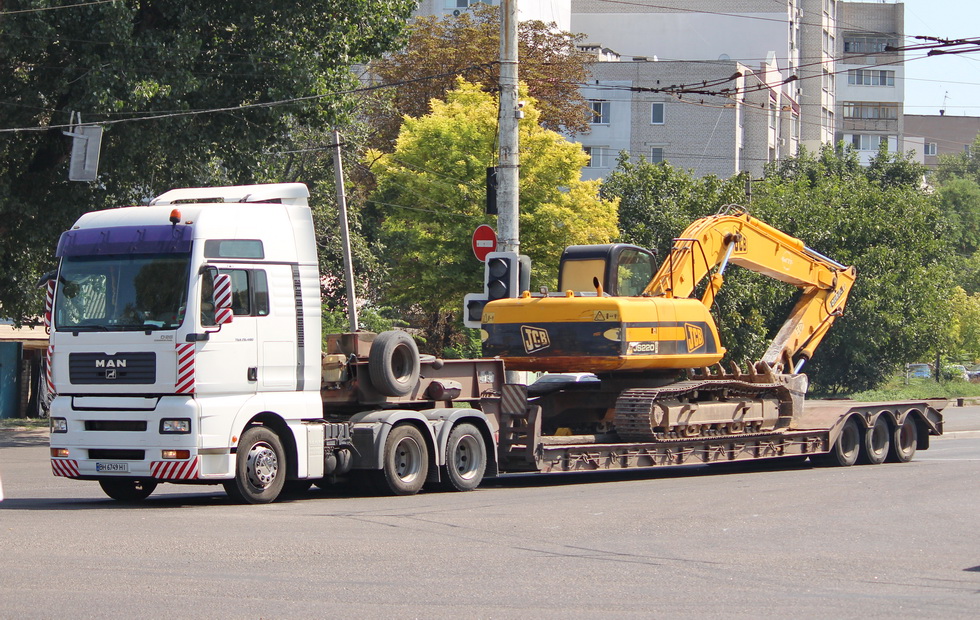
194 268 258 396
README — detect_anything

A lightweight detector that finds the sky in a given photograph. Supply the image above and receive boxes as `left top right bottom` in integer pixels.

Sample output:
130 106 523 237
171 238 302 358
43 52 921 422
898 0 980 116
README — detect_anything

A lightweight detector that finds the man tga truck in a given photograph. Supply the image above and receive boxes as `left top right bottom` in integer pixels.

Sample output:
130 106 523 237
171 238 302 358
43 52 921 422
46 183 944 503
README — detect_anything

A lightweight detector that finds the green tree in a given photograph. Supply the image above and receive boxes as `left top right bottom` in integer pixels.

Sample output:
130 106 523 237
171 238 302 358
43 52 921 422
365 2 592 150
366 79 618 353
601 153 747 257
750 146 951 392
600 145 952 393
0 0 415 323
934 132 980 186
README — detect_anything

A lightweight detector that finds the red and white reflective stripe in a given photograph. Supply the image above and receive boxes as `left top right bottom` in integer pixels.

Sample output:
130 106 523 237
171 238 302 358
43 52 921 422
175 343 195 394
150 457 200 480
51 459 80 478
213 273 232 306
213 274 234 324
45 345 56 395
44 280 55 329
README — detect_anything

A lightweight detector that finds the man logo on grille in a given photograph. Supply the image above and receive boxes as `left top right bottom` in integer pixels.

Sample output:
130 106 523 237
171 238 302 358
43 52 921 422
521 326 550 354
106 369 117 380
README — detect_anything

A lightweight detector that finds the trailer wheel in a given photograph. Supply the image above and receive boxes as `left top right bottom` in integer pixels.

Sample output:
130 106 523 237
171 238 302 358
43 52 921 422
858 415 891 465
369 331 421 397
224 426 285 504
887 415 918 463
375 424 429 496
99 478 157 501
442 423 486 492
812 417 861 467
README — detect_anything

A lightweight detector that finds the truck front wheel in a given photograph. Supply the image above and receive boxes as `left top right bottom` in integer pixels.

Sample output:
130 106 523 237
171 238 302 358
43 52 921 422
224 426 286 504
375 424 429 496
442 423 486 492
99 478 157 501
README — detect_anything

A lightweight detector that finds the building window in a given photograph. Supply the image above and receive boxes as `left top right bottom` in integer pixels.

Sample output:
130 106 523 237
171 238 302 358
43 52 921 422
851 134 888 151
651 102 665 125
847 69 895 86
843 35 898 54
584 146 608 168
588 100 610 125
842 102 899 120
925 142 937 156
650 147 665 163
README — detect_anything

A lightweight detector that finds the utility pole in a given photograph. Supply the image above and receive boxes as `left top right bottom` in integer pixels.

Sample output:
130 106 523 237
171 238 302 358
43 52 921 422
332 129 359 332
497 0 520 253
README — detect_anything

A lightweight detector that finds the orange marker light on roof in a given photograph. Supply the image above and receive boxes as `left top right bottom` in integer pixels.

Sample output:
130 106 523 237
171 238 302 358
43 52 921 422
169 208 181 225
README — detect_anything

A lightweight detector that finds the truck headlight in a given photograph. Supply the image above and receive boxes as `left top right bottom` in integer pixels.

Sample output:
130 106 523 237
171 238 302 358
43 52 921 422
50 418 67 433
160 419 191 434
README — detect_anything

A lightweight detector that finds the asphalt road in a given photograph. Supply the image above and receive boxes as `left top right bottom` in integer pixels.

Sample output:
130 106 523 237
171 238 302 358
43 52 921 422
0 408 978 618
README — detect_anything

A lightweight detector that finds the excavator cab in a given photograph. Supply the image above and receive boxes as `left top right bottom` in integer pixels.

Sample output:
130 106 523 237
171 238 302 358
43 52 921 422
557 244 657 296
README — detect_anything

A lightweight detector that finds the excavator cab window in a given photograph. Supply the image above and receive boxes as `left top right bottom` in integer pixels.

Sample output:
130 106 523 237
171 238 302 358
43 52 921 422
558 244 657 296
616 248 656 296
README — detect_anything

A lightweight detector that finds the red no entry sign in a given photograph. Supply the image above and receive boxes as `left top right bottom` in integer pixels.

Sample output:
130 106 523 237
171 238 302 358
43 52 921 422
472 225 497 262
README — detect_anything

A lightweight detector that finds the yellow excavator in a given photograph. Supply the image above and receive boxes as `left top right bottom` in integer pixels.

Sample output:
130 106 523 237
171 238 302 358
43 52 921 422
480 206 856 440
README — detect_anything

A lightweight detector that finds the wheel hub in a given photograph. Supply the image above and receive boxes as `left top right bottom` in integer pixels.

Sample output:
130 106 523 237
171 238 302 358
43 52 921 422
246 442 279 488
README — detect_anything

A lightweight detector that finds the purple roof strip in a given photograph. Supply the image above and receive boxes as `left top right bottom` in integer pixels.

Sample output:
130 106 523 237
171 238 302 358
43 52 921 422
56 225 193 257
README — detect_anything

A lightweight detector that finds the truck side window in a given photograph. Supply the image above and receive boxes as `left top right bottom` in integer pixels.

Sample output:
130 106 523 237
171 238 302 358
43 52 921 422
213 268 269 317
200 270 216 326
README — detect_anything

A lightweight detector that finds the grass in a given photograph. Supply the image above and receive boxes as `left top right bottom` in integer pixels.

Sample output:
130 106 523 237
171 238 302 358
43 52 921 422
0 418 48 430
838 377 980 402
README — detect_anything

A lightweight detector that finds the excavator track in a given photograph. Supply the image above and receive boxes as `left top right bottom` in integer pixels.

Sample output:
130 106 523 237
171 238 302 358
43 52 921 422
613 378 787 441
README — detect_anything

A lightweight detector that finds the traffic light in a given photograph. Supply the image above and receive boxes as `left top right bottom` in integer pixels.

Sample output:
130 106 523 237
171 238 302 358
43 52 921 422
462 252 531 329
462 292 487 329
485 251 519 301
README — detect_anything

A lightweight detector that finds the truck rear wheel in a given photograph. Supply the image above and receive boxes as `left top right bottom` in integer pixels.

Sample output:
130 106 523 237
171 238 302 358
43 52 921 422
369 331 420 397
859 416 891 465
99 478 157 501
887 415 918 463
224 426 285 504
442 423 486 492
812 417 861 467
375 424 429 495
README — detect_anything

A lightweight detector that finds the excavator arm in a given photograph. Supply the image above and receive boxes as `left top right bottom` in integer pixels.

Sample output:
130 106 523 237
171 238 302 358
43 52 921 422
645 207 856 371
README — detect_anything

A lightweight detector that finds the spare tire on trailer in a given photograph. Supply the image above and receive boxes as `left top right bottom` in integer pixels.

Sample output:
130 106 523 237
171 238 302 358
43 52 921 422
368 330 421 397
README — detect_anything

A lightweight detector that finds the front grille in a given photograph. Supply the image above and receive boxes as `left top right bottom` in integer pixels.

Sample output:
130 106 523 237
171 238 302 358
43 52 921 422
69 352 156 384
89 449 145 460
84 420 148 432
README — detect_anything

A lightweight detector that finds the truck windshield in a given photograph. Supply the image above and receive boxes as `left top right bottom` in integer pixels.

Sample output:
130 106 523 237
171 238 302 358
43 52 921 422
55 253 190 331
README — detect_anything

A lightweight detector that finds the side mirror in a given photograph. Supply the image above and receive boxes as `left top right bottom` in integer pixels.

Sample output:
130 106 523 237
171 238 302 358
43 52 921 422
213 273 234 325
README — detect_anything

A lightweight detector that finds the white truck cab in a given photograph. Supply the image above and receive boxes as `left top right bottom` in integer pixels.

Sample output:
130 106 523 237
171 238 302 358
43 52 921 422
48 184 326 500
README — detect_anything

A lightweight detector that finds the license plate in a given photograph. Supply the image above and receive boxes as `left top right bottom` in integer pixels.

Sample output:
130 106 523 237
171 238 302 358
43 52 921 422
96 462 130 473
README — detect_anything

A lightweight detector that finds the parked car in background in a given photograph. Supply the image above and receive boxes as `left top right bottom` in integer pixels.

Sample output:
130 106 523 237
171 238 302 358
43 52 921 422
907 363 932 379
949 365 970 381
531 372 600 386
529 372 600 396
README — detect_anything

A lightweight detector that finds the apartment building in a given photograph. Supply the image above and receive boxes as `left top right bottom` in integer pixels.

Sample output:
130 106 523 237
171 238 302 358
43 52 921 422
905 114 980 169
835 2 905 165
570 1 837 153
412 1 907 177
578 53 799 180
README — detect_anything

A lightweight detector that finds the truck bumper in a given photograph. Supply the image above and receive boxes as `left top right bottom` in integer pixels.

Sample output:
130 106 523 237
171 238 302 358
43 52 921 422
48 395 234 481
